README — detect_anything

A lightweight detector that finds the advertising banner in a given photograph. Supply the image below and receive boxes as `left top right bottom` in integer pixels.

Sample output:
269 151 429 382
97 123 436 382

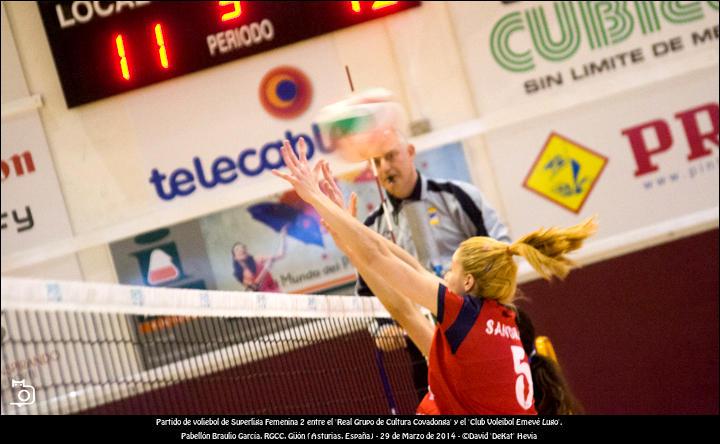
484 67 718 239
110 142 472 368
127 38 351 206
1 4 81 278
449 1 719 113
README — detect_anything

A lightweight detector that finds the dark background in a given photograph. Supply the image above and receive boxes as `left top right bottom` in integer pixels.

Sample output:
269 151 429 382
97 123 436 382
520 228 719 414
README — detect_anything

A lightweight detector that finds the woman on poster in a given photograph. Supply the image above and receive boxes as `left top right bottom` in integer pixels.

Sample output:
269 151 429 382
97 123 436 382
232 225 288 292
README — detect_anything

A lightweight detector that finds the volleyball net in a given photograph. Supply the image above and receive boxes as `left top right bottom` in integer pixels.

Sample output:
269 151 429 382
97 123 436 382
1 277 419 415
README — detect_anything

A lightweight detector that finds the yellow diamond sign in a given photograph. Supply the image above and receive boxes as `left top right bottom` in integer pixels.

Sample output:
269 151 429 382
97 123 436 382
523 133 608 213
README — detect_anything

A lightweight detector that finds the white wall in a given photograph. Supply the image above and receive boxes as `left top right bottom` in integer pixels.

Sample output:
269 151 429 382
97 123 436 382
2 1 718 283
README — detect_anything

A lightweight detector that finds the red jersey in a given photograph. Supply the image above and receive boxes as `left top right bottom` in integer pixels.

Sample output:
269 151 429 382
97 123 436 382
417 284 537 415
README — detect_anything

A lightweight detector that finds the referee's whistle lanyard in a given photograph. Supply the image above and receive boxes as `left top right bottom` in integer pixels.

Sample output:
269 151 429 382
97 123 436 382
391 206 400 226
393 201 445 279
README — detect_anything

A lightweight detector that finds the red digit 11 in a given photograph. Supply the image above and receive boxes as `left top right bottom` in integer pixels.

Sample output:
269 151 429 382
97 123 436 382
115 23 170 81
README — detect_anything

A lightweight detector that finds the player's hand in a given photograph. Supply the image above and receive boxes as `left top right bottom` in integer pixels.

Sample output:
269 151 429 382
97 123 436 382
319 160 358 218
272 138 325 205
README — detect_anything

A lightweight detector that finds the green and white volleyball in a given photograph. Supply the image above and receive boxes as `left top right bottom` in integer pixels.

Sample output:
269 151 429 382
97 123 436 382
316 88 408 162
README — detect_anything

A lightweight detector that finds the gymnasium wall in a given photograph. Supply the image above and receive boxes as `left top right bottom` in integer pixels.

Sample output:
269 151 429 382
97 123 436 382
520 228 719 414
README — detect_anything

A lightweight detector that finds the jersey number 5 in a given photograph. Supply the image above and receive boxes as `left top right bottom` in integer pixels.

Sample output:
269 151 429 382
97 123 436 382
511 345 534 410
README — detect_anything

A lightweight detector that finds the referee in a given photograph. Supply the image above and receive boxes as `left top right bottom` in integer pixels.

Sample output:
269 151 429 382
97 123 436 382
355 129 510 402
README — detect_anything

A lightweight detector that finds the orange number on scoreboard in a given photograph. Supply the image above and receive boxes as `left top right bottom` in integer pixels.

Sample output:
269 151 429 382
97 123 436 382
115 34 130 80
219 1 242 22
350 1 398 12
372 1 398 10
154 24 169 69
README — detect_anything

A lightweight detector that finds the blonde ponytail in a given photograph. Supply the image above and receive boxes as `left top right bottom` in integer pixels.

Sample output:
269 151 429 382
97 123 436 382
511 216 598 280
457 217 597 306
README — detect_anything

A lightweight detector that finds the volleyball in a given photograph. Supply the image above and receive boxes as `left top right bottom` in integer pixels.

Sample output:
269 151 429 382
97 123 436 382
316 88 408 162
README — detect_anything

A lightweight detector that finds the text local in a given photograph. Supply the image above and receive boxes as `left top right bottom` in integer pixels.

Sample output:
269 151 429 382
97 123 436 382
55 1 151 29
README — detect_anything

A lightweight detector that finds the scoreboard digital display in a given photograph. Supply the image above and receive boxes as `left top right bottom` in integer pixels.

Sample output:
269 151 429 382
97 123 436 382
37 1 421 108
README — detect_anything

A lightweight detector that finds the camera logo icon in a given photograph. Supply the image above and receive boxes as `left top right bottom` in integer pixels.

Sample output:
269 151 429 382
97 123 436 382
10 379 35 407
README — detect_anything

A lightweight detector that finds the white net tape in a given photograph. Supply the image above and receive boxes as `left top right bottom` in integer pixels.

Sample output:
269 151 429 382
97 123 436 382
1 278 411 415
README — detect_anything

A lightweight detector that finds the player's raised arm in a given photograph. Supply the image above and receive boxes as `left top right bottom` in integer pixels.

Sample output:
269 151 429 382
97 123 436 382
272 138 442 316
315 159 434 356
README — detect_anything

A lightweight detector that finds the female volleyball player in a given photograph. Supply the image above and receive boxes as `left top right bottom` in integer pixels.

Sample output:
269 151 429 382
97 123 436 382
272 138 596 415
